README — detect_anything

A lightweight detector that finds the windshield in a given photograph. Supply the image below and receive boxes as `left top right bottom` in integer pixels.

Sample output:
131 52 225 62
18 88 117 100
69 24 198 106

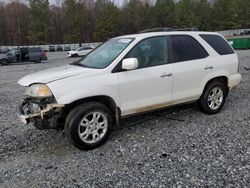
7 48 18 55
72 38 134 69
77 47 84 51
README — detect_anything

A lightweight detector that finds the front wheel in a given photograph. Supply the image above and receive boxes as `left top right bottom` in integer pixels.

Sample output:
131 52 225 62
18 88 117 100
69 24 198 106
0 59 9 65
198 81 227 114
65 102 113 150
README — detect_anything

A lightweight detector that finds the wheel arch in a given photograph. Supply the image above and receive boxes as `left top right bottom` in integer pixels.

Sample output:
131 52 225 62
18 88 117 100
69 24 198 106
201 76 229 98
0 58 9 64
64 95 120 127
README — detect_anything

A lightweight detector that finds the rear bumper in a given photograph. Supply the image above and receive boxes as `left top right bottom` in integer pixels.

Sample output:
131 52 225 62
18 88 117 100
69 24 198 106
41 56 48 61
228 73 242 90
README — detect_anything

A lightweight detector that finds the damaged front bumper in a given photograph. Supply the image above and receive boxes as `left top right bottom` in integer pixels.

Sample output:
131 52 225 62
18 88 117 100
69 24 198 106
17 98 64 129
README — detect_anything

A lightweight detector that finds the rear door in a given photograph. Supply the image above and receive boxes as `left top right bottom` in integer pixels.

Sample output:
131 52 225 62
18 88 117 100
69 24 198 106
167 35 210 103
29 47 41 61
20 48 29 61
117 36 174 116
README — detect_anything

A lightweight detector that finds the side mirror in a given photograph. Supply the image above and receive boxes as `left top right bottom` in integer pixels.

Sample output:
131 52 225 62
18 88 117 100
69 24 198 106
122 58 138 70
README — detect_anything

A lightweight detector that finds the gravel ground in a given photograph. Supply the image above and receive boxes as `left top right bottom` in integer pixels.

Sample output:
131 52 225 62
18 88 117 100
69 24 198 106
0 51 249 187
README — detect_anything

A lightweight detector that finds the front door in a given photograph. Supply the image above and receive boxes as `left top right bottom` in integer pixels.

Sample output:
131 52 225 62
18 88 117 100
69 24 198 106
7 49 18 63
118 36 173 116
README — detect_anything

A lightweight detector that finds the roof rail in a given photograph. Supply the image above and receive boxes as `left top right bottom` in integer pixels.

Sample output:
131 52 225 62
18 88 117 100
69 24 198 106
139 27 173 33
139 27 199 33
174 27 199 31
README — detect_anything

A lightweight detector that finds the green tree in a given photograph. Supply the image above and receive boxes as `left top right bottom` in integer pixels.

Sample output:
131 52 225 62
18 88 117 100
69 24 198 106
122 0 154 34
194 0 212 31
28 0 51 44
175 0 199 28
237 0 250 28
93 0 122 41
64 0 85 43
0 2 8 45
153 0 175 28
210 0 240 30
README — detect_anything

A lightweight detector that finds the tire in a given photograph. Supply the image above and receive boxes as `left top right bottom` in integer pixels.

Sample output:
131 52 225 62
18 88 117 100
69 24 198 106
0 59 9 66
65 102 113 150
73 54 79 57
198 81 227 114
34 58 41 63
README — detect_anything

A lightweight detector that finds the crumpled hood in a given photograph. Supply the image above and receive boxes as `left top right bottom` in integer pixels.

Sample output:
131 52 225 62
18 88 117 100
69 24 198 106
18 64 97 86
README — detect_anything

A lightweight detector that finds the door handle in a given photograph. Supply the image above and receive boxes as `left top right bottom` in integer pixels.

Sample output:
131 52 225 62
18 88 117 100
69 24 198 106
205 66 214 70
161 73 173 78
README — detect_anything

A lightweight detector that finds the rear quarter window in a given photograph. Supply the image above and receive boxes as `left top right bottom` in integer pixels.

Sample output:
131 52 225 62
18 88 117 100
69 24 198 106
29 47 41 53
200 34 235 55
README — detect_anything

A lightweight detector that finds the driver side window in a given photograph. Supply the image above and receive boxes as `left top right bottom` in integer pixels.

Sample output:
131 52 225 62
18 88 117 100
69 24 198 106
125 36 167 69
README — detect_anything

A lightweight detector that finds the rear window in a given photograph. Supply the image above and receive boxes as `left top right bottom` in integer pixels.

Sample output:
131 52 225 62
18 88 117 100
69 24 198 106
200 34 234 55
168 35 208 63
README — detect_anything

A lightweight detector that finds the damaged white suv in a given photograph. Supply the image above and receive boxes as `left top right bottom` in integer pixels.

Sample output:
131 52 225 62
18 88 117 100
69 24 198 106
18 31 241 150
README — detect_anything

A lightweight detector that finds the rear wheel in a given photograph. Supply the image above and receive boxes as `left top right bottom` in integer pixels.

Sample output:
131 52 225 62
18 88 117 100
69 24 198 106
0 59 9 65
198 81 227 114
34 58 41 63
65 102 113 150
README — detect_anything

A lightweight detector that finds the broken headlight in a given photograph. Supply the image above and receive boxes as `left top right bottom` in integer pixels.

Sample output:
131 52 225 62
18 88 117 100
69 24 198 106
25 84 52 98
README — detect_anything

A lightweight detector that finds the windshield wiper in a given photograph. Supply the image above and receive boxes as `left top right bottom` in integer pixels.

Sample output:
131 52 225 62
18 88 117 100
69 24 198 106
71 61 90 68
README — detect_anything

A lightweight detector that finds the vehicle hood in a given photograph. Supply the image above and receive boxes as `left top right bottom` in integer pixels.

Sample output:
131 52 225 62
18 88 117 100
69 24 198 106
18 64 97 86
68 50 77 53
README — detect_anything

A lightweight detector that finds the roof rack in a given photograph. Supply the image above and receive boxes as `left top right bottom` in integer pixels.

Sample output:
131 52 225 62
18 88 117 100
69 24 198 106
139 27 199 33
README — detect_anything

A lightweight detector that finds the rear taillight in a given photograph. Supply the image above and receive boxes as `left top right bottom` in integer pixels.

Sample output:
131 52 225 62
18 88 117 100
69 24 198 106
42 51 47 56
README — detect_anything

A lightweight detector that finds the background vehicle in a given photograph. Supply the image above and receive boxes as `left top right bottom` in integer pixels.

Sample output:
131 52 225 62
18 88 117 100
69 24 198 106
56 45 63 51
67 46 94 57
18 30 241 150
49 45 56 52
0 48 10 54
0 47 47 65
64 46 71 51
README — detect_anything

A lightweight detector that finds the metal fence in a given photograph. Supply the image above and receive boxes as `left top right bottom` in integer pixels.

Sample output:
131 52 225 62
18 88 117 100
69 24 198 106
0 42 102 51
1 29 250 51
217 29 250 38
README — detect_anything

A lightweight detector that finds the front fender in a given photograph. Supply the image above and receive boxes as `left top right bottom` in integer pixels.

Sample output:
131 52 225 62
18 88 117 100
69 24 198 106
47 73 120 106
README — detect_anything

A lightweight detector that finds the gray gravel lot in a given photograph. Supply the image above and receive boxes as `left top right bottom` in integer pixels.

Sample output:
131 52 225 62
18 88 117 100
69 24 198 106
0 51 250 187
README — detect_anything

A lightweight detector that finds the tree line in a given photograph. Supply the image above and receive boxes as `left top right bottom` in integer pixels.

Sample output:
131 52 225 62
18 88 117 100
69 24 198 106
0 0 249 46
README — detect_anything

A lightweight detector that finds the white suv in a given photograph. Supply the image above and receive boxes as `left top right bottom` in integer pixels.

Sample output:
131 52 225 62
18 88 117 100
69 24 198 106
67 46 94 57
17 31 241 150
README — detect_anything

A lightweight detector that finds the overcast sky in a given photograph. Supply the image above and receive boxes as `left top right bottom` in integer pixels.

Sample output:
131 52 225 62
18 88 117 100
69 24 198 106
49 0 125 6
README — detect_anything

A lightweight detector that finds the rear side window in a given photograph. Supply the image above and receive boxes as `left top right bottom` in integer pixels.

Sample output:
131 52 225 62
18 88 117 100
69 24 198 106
168 35 208 63
29 47 41 52
20 48 28 53
200 34 234 55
